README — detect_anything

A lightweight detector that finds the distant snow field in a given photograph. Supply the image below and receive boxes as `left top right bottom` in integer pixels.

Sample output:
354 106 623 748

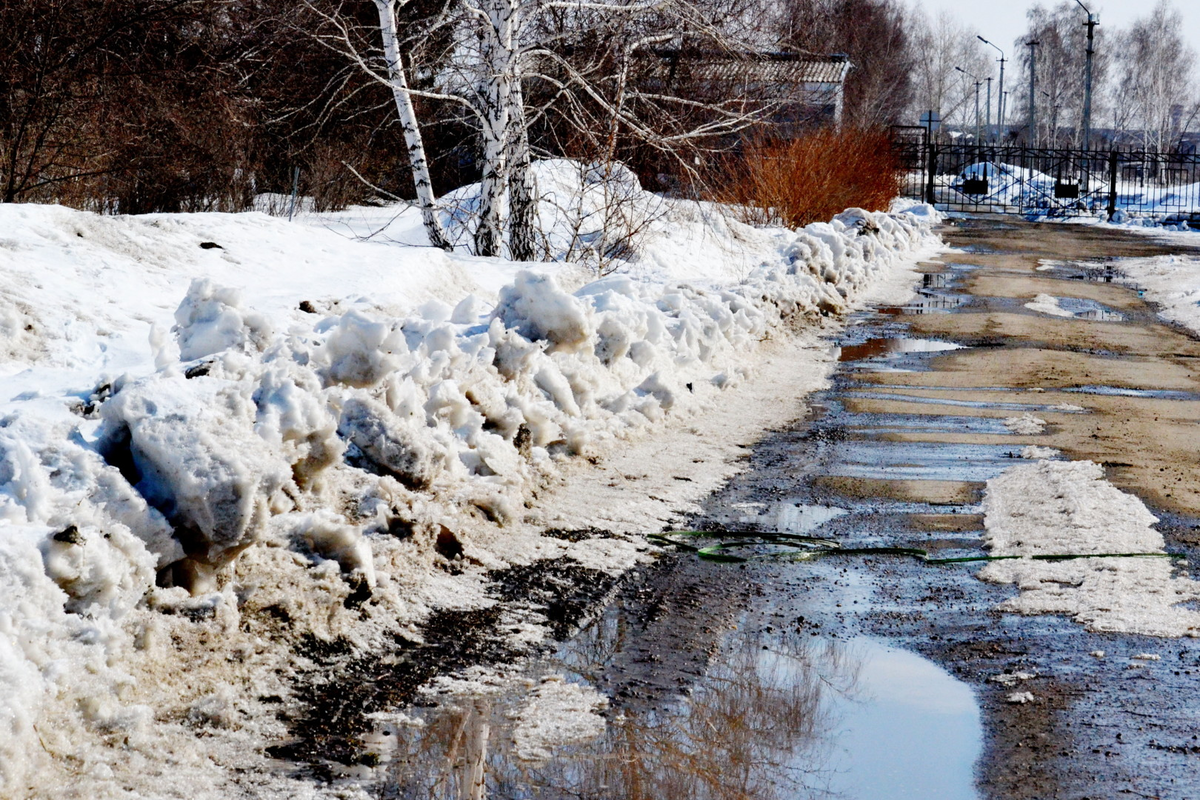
0 162 942 798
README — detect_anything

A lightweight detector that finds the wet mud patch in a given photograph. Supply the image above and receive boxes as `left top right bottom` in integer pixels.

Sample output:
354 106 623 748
264 551 623 780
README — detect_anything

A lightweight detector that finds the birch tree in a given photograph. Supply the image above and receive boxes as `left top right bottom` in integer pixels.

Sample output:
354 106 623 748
906 9 989 129
1111 0 1198 151
373 0 453 249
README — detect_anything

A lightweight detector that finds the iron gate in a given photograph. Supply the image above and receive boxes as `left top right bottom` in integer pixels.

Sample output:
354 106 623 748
894 139 1200 223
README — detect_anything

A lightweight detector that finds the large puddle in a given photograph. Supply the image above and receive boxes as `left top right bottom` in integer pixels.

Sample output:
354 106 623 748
364 600 981 800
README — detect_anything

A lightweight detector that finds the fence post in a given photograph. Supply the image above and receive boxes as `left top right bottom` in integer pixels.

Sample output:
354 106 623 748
925 141 937 205
1106 151 1118 221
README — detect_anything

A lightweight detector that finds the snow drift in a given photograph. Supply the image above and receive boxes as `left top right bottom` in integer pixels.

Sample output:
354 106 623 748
0 164 940 798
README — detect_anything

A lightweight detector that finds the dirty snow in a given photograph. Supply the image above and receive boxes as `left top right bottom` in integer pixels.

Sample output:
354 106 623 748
0 162 941 798
979 460 1200 637
1116 254 1200 336
1003 414 1047 435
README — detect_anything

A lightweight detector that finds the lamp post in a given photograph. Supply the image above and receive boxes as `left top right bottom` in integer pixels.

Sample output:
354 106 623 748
1026 40 1040 145
1074 0 1097 149
956 66 982 146
978 36 1007 131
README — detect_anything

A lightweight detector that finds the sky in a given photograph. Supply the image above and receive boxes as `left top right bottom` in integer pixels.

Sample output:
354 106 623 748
907 0 1200 60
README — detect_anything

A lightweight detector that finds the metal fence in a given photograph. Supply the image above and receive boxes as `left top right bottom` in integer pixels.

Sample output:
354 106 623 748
893 138 1200 224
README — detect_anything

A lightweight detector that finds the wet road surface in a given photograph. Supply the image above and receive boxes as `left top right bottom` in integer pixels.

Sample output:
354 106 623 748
277 217 1200 799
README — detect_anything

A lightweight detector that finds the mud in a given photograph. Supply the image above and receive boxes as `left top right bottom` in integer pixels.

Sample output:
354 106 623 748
269 217 1200 799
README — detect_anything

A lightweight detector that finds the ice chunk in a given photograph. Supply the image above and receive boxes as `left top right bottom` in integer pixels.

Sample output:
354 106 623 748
173 278 273 361
493 271 594 353
339 396 442 490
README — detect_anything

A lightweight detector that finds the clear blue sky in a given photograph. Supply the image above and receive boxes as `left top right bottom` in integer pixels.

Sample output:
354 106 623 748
907 0 1200 62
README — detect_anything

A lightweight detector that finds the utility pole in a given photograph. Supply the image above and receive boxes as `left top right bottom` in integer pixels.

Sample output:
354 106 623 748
986 77 993 138
1075 0 1097 149
979 36 1007 130
1027 40 1040 146
956 66 982 145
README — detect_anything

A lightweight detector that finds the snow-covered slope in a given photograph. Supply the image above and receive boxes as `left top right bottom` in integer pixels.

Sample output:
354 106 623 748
0 166 940 799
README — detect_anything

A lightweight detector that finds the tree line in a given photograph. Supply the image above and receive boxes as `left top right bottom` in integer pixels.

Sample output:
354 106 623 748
5 0 1194 228
0 0 918 224
909 0 1200 151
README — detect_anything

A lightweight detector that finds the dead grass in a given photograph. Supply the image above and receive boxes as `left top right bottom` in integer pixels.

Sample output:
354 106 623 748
713 127 902 228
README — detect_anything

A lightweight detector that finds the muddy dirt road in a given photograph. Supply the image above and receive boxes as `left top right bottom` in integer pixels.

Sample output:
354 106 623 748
283 217 1200 799
684 216 1200 800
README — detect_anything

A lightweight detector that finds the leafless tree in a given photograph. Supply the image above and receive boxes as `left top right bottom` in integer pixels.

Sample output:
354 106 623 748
905 7 990 131
1109 0 1199 151
1010 2 1109 147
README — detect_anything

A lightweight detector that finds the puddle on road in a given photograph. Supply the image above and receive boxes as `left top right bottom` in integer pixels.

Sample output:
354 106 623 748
1064 385 1200 401
366 598 981 800
1053 297 1125 321
825 638 982 800
838 338 963 362
843 391 1086 414
837 410 1016 436
824 440 1024 483
725 500 850 533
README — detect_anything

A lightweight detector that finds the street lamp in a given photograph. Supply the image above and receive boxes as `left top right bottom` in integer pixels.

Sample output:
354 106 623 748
956 66 982 146
1074 0 1098 149
978 36 1007 131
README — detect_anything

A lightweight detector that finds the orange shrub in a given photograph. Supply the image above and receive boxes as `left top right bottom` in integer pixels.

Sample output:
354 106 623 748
713 127 903 228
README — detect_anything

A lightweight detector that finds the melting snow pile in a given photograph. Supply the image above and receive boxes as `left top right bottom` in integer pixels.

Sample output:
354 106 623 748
0 167 938 797
1118 254 1200 336
980 459 1200 637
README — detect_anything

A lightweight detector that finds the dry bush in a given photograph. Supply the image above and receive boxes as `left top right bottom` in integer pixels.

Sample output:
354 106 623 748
714 127 903 227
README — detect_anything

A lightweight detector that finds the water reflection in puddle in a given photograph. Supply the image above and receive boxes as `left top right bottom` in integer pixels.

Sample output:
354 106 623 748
367 611 981 800
825 638 982 800
1064 385 1200 400
839 338 963 362
727 501 850 533
843 391 1086 414
825 440 1022 482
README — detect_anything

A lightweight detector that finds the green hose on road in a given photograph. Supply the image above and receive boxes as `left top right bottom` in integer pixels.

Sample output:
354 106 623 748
648 530 1184 565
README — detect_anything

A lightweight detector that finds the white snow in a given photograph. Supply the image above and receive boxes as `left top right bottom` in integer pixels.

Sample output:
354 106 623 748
979 459 1200 637
1116 254 1200 337
0 162 941 798
1003 414 1047 435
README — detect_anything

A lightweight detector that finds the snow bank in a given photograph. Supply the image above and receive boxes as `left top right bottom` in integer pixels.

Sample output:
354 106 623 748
1117 254 1200 336
979 460 1200 637
0 176 939 797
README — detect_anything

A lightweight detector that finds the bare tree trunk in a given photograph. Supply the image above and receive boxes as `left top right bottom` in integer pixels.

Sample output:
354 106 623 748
473 0 517 258
507 62 538 261
373 0 452 252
